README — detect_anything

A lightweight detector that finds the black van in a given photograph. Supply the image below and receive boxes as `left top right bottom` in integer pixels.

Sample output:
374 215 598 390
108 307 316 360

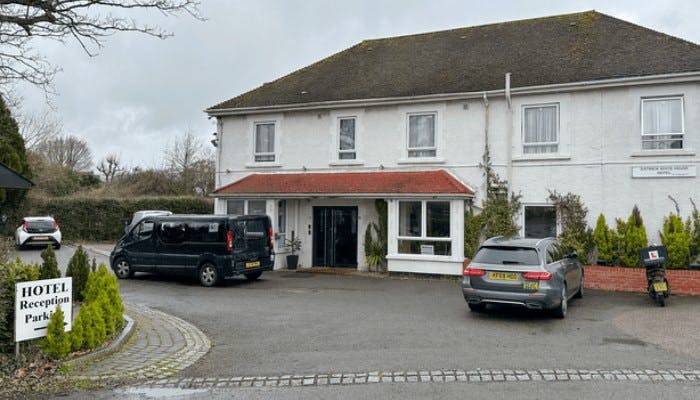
110 214 274 286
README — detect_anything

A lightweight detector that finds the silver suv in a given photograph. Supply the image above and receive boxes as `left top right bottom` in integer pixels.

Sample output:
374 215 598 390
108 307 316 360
462 237 584 318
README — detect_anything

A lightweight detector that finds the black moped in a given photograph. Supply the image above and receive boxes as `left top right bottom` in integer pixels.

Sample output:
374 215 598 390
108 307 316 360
639 245 671 307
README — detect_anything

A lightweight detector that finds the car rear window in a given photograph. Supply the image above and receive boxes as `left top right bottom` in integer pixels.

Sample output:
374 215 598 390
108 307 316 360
27 220 54 230
472 246 540 265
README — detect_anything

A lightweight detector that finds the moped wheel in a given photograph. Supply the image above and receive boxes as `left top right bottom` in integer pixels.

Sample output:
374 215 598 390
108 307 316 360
655 293 665 307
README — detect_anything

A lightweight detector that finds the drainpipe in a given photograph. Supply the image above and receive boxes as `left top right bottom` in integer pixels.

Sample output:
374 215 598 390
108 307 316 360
505 73 514 196
482 93 489 199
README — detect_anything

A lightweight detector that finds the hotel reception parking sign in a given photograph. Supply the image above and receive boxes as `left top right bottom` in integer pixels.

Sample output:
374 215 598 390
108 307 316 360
15 277 72 342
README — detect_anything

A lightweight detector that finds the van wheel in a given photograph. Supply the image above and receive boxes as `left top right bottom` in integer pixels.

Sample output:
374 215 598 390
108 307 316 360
199 263 219 287
244 271 262 281
115 258 134 279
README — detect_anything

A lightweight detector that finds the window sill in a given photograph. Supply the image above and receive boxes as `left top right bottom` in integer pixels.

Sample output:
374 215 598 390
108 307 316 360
512 154 571 162
630 150 695 157
387 254 459 263
397 157 446 165
245 162 282 169
329 160 365 167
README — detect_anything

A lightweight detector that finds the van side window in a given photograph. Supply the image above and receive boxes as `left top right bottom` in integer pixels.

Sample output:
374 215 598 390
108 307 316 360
184 222 223 243
134 221 154 238
161 222 186 243
244 219 265 238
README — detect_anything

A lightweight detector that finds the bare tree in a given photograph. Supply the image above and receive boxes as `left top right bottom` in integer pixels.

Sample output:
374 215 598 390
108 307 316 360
0 1 202 96
17 109 62 150
164 129 202 173
96 153 123 183
36 135 93 171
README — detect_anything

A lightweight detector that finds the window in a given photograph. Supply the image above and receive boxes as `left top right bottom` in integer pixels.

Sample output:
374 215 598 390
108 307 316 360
338 118 356 160
524 206 557 238
398 200 451 255
133 220 154 239
473 246 540 265
408 114 436 158
160 222 186 244
523 104 559 154
642 97 684 150
227 199 267 216
226 200 244 215
248 200 266 215
254 123 275 162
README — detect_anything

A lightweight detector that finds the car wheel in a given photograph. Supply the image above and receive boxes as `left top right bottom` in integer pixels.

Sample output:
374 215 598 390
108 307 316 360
114 258 134 279
244 271 262 281
574 274 584 299
54 243 61 250
468 303 486 312
553 286 568 319
199 263 219 287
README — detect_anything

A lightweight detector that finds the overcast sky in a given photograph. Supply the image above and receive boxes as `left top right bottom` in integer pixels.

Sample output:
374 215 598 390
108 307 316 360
14 0 700 171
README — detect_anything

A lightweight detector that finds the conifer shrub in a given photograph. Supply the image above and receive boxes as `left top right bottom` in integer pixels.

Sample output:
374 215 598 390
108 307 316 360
593 214 614 264
65 246 90 301
69 312 84 352
39 245 61 280
41 306 71 360
620 206 648 267
660 214 691 269
0 259 40 351
80 303 106 349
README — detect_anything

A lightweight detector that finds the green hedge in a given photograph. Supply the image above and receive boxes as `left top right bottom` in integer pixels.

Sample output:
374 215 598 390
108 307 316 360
3 197 213 241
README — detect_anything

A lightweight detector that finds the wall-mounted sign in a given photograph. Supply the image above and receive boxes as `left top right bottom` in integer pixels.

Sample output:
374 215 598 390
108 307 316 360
632 165 696 179
15 277 72 342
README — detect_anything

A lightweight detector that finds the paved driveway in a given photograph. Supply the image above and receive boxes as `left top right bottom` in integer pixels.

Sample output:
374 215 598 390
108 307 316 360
13 245 700 378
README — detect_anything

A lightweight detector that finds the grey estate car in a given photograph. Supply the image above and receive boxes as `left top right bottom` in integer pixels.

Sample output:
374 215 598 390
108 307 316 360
462 237 583 318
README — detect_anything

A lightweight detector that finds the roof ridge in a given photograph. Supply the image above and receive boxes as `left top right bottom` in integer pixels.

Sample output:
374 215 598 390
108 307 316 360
362 10 601 43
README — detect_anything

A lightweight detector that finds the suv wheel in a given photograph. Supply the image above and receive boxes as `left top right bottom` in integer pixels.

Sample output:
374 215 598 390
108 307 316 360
553 286 567 319
199 263 219 287
115 258 134 279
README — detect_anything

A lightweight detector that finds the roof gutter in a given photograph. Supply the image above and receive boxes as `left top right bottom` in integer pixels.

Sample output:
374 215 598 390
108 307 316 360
205 71 700 116
209 192 473 199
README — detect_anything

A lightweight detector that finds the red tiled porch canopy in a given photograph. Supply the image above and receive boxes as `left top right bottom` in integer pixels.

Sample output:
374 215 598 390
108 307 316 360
213 170 474 198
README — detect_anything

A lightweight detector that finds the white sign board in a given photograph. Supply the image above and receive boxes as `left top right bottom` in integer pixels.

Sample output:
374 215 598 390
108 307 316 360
632 165 696 178
420 245 435 255
15 277 72 342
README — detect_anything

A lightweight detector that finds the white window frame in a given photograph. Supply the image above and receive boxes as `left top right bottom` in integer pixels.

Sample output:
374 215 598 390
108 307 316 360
254 121 276 162
397 200 452 254
521 103 560 154
338 117 357 160
226 199 268 216
641 96 684 150
276 200 287 248
406 112 437 158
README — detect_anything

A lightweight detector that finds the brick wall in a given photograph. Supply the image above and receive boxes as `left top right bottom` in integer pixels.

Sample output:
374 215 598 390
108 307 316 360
584 265 700 295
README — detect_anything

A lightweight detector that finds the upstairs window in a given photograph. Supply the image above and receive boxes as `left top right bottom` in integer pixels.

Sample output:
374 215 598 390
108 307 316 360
642 97 684 150
338 118 356 160
254 122 275 162
408 114 436 158
523 104 559 154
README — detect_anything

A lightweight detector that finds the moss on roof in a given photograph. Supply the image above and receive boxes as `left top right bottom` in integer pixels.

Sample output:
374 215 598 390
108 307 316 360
208 11 700 111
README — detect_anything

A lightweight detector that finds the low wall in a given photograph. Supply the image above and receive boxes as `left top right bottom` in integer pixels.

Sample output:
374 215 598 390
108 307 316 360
584 265 700 296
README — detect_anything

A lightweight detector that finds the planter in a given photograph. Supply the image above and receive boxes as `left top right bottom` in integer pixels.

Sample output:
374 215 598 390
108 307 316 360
286 254 299 270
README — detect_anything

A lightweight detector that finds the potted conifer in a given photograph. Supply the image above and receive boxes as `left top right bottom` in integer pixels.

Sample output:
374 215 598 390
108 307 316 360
285 232 302 270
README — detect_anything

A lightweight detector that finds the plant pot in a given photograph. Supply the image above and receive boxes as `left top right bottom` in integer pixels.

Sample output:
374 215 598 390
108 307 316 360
286 254 299 270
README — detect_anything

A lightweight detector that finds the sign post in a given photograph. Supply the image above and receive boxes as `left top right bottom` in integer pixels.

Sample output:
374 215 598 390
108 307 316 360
14 277 72 357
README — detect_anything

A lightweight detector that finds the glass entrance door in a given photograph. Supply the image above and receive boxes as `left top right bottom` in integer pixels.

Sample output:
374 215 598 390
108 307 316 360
312 207 358 268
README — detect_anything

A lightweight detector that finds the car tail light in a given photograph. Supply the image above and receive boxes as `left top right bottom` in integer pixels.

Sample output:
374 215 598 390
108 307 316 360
463 265 485 277
226 230 234 252
268 227 274 250
522 271 552 280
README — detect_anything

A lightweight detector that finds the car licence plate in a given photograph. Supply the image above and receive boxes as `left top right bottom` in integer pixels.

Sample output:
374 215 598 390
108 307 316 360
32 236 49 241
489 272 518 281
245 261 260 268
522 281 539 290
653 282 668 292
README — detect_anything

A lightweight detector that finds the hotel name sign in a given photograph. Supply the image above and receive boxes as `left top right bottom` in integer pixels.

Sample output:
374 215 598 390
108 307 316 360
632 165 697 179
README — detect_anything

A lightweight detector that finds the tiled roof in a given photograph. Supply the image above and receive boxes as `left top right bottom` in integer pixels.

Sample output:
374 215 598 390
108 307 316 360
208 11 700 111
213 170 474 197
